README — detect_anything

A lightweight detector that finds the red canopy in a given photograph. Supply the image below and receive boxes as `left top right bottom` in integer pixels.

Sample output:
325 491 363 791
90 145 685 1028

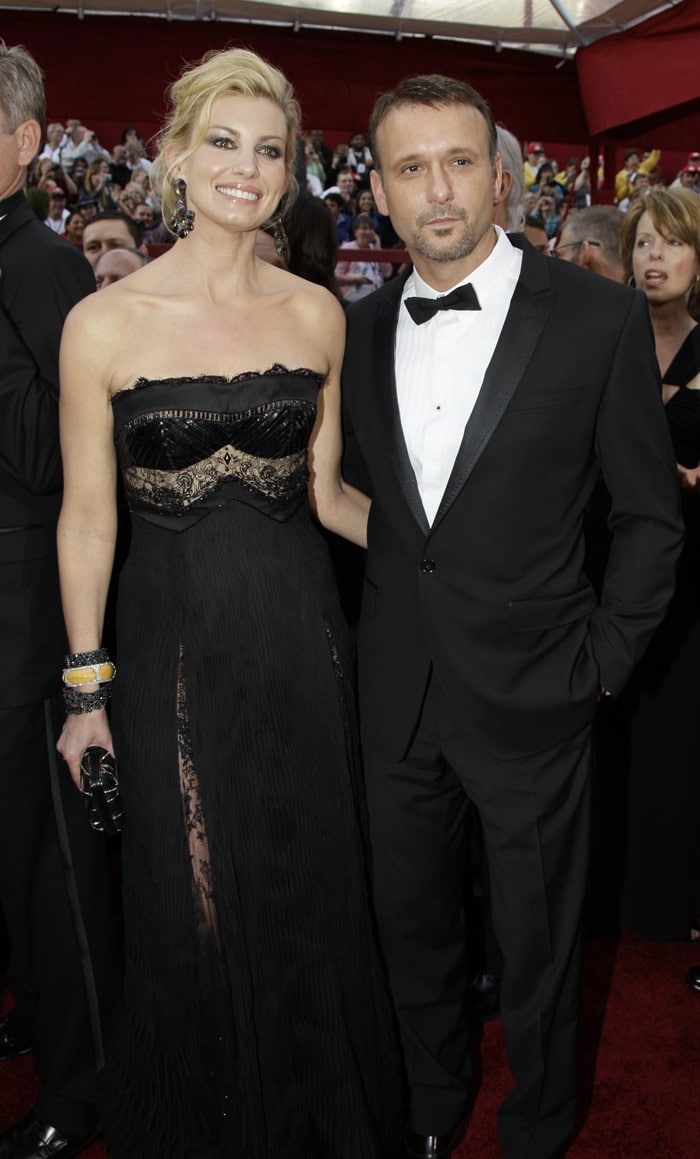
1 10 587 151
576 0 700 148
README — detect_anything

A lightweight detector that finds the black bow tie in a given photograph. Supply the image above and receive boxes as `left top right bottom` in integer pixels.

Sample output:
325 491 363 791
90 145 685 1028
404 282 481 325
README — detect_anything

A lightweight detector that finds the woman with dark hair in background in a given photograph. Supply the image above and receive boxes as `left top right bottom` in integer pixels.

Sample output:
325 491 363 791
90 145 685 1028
62 210 85 244
285 191 341 296
285 193 371 623
530 158 563 202
355 186 381 231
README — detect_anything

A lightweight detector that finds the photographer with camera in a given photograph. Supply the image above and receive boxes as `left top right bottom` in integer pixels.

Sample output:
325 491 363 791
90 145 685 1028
534 185 562 240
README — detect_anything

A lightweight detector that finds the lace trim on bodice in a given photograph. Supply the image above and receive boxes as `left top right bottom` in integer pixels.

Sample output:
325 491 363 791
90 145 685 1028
112 365 324 400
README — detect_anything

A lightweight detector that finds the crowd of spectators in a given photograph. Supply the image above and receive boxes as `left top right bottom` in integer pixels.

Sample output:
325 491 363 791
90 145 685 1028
25 117 700 294
522 141 700 245
26 119 169 250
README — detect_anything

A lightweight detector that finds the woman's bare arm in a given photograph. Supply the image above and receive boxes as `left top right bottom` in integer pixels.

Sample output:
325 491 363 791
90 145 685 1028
307 296 370 548
55 295 120 786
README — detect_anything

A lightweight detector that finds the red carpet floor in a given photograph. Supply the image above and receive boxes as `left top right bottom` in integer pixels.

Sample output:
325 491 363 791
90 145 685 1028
1 931 698 1157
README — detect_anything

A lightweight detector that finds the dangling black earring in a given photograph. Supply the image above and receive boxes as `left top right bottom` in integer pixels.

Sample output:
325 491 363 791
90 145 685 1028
171 177 195 238
272 215 288 261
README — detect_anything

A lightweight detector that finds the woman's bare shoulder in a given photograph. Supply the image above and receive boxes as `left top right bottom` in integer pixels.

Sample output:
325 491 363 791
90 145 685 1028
65 267 146 326
61 284 120 352
64 258 180 344
60 266 173 395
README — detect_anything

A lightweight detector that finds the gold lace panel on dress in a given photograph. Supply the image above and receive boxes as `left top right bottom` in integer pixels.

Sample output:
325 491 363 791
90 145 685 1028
177 645 218 946
122 443 307 512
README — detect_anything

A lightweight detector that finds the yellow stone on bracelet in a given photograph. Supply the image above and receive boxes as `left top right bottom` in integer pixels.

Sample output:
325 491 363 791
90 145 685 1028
63 663 116 687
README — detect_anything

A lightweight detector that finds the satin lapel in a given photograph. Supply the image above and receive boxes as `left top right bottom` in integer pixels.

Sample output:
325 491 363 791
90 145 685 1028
433 251 555 528
373 283 431 535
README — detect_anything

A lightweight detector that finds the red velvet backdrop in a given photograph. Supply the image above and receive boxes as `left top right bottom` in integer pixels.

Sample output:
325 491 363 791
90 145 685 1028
2 11 588 153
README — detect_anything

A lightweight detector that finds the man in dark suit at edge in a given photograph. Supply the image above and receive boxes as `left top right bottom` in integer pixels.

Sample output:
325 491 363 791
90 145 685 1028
0 42 118 1159
341 75 683 1159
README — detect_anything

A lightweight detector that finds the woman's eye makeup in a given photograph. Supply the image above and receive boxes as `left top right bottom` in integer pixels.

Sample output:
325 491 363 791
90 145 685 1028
205 134 283 159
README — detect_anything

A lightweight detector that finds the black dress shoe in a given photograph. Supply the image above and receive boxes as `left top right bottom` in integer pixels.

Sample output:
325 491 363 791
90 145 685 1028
403 1122 465 1158
688 965 700 991
465 970 501 1024
0 1012 32 1061
0 1115 97 1159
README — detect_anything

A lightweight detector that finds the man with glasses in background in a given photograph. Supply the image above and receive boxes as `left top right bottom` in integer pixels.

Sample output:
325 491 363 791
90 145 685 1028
553 205 625 282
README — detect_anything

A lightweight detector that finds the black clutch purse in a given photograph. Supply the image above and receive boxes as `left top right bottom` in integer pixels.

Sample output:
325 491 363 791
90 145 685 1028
79 746 124 835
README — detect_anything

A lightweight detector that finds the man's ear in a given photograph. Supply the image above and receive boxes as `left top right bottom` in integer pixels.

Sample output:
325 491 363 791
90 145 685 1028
579 240 594 270
16 120 41 166
494 167 512 209
492 153 503 201
370 167 388 217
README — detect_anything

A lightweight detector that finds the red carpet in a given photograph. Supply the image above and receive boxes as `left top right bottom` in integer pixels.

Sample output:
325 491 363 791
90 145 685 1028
456 932 699 1158
2 931 698 1157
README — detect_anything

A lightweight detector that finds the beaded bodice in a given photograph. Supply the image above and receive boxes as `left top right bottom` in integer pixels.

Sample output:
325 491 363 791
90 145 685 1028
111 367 324 528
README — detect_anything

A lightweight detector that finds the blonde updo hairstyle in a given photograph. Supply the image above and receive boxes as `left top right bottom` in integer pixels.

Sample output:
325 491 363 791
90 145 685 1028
621 187 700 313
152 47 301 236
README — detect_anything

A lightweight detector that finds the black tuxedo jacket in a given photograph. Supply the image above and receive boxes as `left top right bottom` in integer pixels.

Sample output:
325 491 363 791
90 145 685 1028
342 236 683 761
0 191 94 706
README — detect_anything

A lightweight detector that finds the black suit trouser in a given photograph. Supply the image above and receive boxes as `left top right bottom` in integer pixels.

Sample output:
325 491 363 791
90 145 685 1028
363 672 591 1159
0 698 120 1136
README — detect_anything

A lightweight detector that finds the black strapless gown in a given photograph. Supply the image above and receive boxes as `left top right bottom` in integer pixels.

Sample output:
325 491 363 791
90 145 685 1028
102 369 404 1158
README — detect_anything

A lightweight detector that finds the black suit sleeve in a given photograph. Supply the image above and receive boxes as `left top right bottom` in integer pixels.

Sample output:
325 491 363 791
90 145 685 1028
0 237 94 495
591 289 684 693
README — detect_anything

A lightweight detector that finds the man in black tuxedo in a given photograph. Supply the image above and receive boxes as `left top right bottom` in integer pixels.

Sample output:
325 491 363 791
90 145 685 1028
341 76 683 1159
0 42 118 1159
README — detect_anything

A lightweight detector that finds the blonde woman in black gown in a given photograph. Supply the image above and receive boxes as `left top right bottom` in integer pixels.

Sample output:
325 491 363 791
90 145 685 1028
56 48 403 1159
618 189 700 943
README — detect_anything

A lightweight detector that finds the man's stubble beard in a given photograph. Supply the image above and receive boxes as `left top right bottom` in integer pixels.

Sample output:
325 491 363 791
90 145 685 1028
409 209 478 264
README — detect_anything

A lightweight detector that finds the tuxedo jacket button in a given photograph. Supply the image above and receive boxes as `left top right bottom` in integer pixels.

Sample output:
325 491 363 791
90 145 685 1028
421 558 436 573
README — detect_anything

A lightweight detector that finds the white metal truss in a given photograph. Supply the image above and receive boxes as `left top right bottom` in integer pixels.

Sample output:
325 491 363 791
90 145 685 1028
0 0 684 57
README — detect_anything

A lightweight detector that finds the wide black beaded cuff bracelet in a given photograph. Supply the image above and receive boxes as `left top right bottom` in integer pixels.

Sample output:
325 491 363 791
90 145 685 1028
63 682 113 715
64 648 110 668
